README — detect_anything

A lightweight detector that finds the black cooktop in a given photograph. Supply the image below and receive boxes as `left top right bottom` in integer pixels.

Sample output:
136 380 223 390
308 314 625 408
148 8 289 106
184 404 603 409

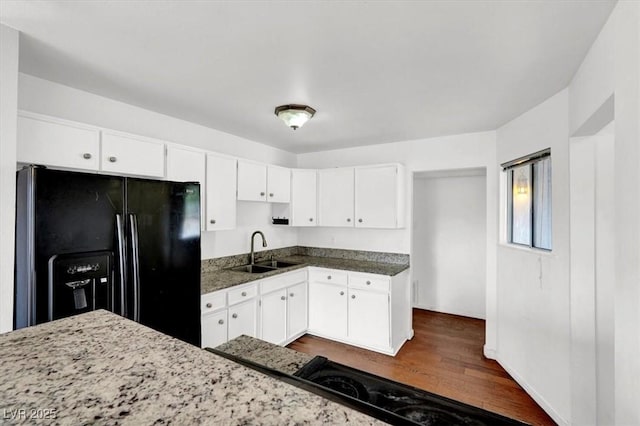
294 356 529 426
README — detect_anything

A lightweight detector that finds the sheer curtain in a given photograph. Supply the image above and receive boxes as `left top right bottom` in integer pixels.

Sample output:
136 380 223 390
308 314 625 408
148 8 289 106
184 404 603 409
533 158 552 249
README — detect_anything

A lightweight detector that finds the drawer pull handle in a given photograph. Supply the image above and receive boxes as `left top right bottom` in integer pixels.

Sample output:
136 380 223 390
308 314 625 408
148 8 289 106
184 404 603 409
260 192 265 196
351 294 356 299
366 280 371 285
83 153 92 159
269 193 274 197
358 218 363 223
218 319 224 325
108 156 117 163
309 218 313 222
232 313 238 319
347 218 351 222
210 219 216 224
289 293 294 297
241 291 247 296
327 275 332 280
281 296 286 301
206 303 212 308
339 291 344 296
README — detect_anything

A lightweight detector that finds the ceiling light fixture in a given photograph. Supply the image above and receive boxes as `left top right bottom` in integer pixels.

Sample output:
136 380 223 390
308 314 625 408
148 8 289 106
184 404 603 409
274 104 316 130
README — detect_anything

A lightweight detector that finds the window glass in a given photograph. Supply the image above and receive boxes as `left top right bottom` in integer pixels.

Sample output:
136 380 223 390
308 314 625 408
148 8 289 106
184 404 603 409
533 158 552 249
511 165 531 246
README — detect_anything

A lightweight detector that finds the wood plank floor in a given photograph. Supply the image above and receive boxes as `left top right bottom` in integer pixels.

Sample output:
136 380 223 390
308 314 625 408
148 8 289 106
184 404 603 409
287 309 556 425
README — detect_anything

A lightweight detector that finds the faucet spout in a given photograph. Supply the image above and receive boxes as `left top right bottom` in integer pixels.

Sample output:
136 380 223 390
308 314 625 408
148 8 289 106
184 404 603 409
250 231 267 265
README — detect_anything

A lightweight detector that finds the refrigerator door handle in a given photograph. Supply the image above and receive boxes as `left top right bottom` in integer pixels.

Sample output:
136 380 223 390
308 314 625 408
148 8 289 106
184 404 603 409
129 213 141 323
115 214 127 317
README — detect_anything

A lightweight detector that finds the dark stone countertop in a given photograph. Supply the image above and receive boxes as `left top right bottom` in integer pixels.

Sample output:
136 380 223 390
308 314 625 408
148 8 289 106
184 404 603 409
201 254 410 294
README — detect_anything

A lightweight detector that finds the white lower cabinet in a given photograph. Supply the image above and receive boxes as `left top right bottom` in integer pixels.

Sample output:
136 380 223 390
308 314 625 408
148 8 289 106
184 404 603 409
259 270 308 345
308 282 348 339
348 288 389 349
228 299 258 340
201 310 228 348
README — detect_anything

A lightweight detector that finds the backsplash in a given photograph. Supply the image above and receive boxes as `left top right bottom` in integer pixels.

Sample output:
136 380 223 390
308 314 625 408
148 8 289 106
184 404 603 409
201 246 409 273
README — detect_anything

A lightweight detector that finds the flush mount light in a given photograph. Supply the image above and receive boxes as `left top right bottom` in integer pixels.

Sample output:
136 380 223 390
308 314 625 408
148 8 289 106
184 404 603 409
274 104 316 130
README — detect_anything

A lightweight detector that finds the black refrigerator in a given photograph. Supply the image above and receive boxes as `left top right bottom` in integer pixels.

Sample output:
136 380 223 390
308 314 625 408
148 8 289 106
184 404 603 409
14 165 201 346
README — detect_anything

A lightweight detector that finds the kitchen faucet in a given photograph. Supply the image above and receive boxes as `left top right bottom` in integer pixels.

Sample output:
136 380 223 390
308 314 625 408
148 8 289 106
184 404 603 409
250 231 267 265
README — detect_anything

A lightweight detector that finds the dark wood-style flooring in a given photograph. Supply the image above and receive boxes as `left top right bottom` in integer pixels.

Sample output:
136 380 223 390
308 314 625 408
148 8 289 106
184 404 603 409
287 309 555 425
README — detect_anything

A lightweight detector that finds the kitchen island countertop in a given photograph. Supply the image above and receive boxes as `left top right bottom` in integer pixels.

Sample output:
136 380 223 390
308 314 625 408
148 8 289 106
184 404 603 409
201 254 410 294
0 310 383 425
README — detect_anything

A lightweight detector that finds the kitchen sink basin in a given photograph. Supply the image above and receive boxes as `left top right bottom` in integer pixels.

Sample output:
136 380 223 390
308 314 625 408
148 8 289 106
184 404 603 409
255 259 302 269
229 264 277 274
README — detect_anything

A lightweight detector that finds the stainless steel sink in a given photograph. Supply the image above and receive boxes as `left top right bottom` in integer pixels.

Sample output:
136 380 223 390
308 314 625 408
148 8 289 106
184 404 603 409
255 259 301 269
229 264 277 274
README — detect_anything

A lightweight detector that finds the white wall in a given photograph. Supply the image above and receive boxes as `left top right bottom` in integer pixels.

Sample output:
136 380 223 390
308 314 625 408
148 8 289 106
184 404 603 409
413 173 486 319
0 25 19 333
297 131 499 355
495 89 571 425
17 74 298 259
568 2 640 424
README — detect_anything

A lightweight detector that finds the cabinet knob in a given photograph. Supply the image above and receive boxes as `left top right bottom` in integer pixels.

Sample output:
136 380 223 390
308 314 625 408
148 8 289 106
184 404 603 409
206 303 212 308
309 218 314 222
366 281 371 285
289 293 294 297
108 156 117 163
83 153 92 159
358 218 363 223
260 192 265 196
269 193 274 197
281 295 286 301
210 219 216 224
351 294 356 299
347 218 351 222
339 291 344 296
232 313 238 319
241 291 247 297
327 275 332 280
218 319 224 325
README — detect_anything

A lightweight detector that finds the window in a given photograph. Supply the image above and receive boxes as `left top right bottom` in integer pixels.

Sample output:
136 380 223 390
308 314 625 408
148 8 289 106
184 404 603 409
503 149 552 250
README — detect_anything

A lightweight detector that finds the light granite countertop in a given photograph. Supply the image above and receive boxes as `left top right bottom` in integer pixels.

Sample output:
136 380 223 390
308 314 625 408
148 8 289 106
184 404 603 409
215 335 315 375
201 254 410 294
0 310 384 425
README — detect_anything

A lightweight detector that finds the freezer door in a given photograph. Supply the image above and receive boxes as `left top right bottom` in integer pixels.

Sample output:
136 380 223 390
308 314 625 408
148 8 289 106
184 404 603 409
14 167 124 328
125 179 201 346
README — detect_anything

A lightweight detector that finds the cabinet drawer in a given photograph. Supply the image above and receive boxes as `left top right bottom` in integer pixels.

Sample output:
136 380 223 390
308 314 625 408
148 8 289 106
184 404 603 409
349 273 390 292
201 291 226 313
309 268 348 285
261 269 307 293
228 283 258 305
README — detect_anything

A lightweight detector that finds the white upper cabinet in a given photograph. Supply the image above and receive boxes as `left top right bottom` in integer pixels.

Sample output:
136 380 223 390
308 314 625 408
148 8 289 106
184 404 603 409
17 113 100 171
166 146 206 228
290 169 317 226
101 131 165 178
318 168 355 227
355 164 405 228
206 154 237 231
237 160 267 202
267 166 291 203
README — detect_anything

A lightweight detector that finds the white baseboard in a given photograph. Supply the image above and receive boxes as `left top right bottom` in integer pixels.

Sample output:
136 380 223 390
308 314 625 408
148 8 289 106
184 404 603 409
496 355 569 426
483 345 496 359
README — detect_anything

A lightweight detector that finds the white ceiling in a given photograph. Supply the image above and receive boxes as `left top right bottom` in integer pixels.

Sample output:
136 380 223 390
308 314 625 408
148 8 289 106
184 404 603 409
0 1 615 154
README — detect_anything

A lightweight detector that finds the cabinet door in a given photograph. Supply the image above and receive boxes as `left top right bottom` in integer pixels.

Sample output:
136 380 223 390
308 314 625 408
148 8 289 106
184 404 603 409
348 289 390 349
308 282 347 339
101 131 165 177
291 169 317 226
228 299 258 340
267 166 291 203
318 168 355 227
355 165 398 228
167 147 206 228
17 114 100 171
201 310 228 348
287 282 308 338
237 160 267 201
206 154 237 231
261 289 287 344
